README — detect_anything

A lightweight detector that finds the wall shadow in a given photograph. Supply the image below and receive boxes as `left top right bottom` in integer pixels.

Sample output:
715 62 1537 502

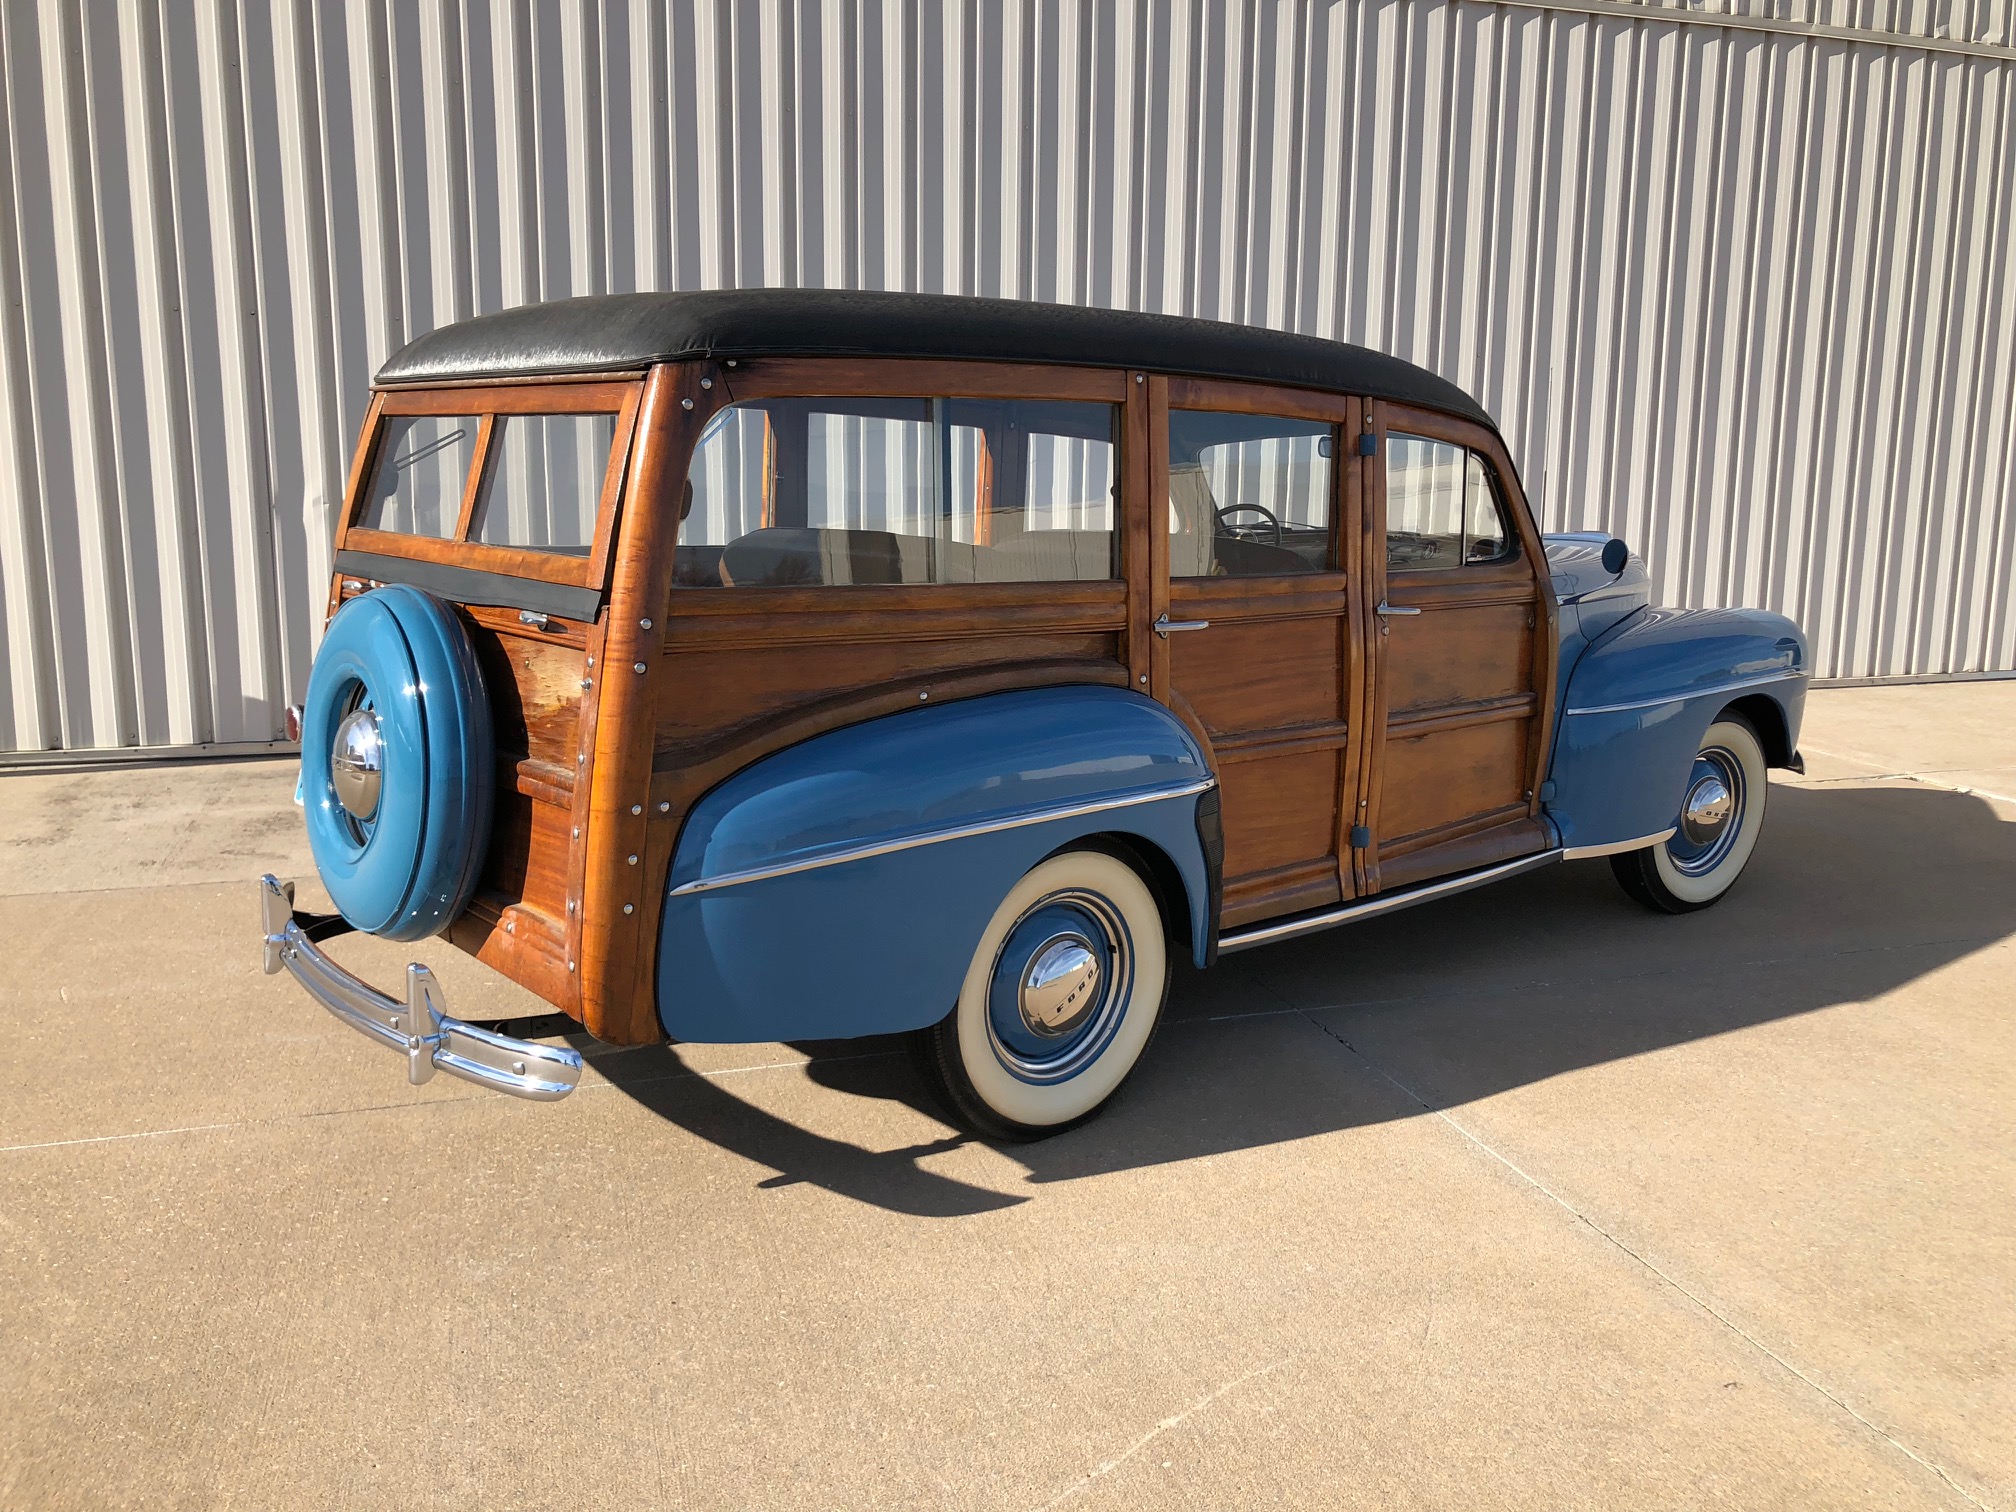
598 780 2016 1215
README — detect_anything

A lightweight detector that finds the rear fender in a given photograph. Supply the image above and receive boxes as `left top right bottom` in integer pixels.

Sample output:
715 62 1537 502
657 686 1217 1043
1547 607 1807 851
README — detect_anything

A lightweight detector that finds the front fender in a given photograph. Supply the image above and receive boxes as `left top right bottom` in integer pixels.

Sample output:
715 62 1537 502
1547 607 1807 851
657 686 1216 1043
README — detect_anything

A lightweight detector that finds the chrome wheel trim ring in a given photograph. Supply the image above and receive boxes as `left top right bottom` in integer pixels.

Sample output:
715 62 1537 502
1668 746 1745 876
984 888 1134 1086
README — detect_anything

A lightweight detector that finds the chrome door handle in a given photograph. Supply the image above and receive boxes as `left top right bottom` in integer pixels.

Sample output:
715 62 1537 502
1375 601 1421 616
1153 613 1211 638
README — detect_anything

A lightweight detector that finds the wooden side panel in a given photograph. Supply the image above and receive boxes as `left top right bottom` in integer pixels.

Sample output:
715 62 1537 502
659 631 1123 754
1169 612 1343 737
1166 578 1352 920
1377 716 1530 844
1382 600 1533 714
1209 753 1338 895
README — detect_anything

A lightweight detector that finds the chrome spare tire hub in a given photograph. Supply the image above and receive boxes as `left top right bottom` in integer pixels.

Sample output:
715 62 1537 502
331 706 384 821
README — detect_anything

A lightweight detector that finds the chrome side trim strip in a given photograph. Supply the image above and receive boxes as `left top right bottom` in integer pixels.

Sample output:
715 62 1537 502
669 777 1218 897
1564 669 1806 717
1217 849 1565 954
1561 828 1676 860
259 875 584 1101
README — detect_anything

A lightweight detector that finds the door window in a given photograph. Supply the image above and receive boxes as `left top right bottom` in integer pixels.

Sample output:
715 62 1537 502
676 397 1118 587
1385 436 1512 570
1168 411 1334 577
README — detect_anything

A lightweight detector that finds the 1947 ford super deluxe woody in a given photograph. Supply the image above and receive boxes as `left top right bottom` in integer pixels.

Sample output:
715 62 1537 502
261 290 1807 1139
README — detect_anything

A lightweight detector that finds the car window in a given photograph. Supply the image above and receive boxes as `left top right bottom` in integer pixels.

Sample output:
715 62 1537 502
469 413 616 555
1167 411 1334 577
675 397 1118 587
1386 435 1512 570
360 415 478 538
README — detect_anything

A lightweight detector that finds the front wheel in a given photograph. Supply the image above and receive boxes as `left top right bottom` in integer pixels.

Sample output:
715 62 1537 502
913 848 1169 1141
1611 715 1770 913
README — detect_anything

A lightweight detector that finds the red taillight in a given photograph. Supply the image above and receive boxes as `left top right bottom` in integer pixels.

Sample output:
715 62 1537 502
284 703 304 743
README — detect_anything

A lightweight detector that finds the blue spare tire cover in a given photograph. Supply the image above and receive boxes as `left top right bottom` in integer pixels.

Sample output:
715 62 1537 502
301 585 494 941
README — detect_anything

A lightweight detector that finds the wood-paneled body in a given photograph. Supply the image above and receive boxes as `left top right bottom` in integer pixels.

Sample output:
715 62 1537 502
328 378 648 1023
324 577 599 1015
584 357 1155 1043
1361 400 1557 892
1158 383 1365 927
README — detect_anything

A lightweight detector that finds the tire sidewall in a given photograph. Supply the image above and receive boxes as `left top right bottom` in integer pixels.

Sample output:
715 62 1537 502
301 585 493 941
950 850 1168 1130
1651 717 1768 905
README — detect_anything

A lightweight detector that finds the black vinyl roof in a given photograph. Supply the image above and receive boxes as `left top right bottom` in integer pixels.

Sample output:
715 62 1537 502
375 289 1491 427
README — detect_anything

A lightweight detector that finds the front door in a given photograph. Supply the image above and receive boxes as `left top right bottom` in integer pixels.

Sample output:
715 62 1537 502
1152 380 1364 928
1359 400 1555 893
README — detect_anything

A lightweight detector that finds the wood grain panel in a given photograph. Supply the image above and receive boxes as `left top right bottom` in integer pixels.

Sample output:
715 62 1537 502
1168 614 1342 737
1374 815 1551 892
467 627 587 772
1376 717 1531 847
657 632 1121 750
1380 601 1533 714
1219 747 1344 884
1221 856 1344 928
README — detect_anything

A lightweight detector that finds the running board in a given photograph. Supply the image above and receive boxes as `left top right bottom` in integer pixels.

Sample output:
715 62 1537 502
1216 849 1566 954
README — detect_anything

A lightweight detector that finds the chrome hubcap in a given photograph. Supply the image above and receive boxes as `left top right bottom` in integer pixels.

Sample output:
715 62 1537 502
1019 935 1102 1037
986 889 1134 1085
331 707 384 821
1681 773 1733 844
1667 746 1745 876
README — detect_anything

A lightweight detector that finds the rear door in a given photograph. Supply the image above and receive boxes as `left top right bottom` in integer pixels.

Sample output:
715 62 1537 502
1152 379 1365 928
1358 401 1556 892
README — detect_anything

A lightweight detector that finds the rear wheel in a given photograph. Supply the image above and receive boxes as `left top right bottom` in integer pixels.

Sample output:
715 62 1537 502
913 849 1169 1141
1611 715 1769 913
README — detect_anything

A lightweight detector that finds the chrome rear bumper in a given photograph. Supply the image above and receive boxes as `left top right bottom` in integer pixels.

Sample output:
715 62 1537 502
259 875 584 1101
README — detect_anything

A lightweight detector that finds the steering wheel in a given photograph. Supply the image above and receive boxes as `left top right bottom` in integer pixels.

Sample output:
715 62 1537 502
1215 503 1282 546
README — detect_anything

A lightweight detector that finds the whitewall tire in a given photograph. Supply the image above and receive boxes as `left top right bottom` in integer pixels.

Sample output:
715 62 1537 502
914 848 1169 1140
1611 715 1770 913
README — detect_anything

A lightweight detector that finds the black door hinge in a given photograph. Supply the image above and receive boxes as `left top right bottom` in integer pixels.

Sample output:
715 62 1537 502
1357 432 1377 457
1350 824 1371 850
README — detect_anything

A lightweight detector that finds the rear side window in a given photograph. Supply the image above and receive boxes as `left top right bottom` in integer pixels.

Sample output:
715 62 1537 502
361 415 478 538
1385 436 1512 570
676 397 1118 588
470 413 616 555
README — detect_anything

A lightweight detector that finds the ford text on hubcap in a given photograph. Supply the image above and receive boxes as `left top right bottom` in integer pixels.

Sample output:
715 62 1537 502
986 890 1134 1085
1669 748 1744 875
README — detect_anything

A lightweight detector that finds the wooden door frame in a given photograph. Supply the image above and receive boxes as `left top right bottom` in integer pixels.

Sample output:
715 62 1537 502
1359 398 1559 894
1156 376 1368 911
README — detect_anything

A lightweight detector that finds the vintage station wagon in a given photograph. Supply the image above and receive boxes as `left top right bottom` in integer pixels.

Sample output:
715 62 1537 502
261 290 1808 1138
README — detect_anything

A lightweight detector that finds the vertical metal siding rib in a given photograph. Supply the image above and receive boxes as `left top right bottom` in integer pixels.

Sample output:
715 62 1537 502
3 0 2016 753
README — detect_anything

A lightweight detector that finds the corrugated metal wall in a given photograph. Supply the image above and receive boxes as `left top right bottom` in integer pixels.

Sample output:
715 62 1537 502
2 0 2013 754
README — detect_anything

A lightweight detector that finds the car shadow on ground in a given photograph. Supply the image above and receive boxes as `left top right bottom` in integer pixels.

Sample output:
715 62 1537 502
596 780 2016 1216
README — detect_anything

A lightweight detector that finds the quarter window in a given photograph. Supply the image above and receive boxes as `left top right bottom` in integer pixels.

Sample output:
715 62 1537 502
1168 411 1334 577
1385 435 1512 570
676 397 1119 587
469 413 616 555
360 415 478 538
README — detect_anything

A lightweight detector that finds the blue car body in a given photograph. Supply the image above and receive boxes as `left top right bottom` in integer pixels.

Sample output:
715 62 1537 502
658 686 1217 1043
1540 534 1807 853
657 543 1807 1042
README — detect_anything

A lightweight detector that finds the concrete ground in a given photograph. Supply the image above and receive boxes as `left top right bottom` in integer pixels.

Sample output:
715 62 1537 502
1 682 2011 1511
